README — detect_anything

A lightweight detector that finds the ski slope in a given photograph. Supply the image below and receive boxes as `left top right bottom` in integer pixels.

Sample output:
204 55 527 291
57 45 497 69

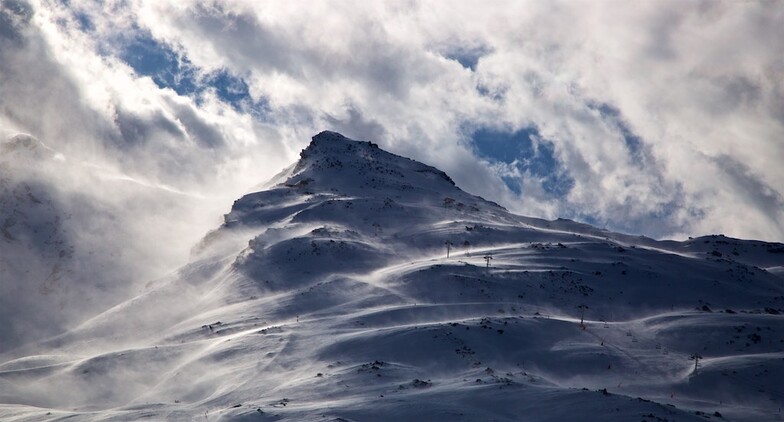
1 131 783 421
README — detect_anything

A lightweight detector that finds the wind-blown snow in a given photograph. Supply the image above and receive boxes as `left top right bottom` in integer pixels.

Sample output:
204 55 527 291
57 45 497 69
1 132 783 421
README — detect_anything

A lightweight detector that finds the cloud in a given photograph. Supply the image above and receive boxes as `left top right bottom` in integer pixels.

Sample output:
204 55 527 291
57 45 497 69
106 0 783 241
0 0 292 350
6 0 783 239
1 0 783 347
707 154 784 239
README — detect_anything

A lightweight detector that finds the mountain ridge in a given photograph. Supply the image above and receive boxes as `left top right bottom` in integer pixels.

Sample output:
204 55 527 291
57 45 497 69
1 131 783 421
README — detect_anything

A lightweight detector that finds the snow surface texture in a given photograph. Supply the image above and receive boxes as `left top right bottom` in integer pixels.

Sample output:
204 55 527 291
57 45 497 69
1 131 784 421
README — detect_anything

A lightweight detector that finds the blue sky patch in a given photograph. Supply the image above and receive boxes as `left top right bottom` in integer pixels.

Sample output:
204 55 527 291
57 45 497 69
501 175 522 195
73 11 93 32
470 127 574 197
206 70 251 107
119 32 199 96
443 45 491 71
116 31 263 114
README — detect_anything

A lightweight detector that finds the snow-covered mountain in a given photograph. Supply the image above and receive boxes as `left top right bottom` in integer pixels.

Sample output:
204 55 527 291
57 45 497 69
1 131 783 421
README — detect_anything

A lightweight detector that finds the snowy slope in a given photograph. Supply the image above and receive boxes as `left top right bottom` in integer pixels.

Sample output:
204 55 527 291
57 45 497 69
0 135 101 348
0 134 208 352
1 131 783 421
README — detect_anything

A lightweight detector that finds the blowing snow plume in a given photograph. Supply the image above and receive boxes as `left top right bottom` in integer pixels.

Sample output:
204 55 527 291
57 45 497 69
1 131 783 421
0 132 219 353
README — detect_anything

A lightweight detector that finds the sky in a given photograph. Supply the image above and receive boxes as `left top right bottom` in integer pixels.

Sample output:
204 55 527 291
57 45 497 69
1 0 783 257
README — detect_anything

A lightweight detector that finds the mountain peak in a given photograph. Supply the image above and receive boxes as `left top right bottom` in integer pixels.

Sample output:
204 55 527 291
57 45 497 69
300 130 381 160
6 135 784 421
287 131 458 197
311 130 353 143
223 132 505 230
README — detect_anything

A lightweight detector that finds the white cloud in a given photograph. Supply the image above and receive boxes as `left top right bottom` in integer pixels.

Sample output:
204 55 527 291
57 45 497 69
1 0 783 351
1 0 782 285
4 0 784 239
0 0 294 348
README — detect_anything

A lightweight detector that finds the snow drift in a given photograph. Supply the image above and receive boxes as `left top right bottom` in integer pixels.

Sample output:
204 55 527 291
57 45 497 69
1 131 783 421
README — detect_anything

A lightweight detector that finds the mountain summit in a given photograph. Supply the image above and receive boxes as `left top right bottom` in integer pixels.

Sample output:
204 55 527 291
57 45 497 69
291 130 457 194
1 132 783 421
240 130 501 219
